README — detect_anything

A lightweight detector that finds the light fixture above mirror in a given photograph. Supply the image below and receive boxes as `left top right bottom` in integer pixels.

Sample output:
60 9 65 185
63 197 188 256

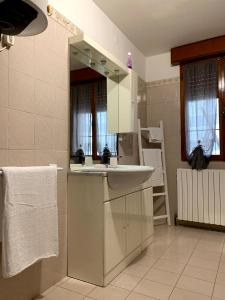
69 33 128 81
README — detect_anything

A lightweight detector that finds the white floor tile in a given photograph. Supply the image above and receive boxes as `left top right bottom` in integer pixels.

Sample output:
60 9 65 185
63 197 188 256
144 268 179 286
183 265 217 282
45 286 83 300
88 285 129 300
176 275 214 296
134 278 173 300
188 256 219 271
59 277 95 295
123 261 149 278
170 288 211 300
111 273 141 291
154 258 185 274
132 253 157 268
216 272 225 285
126 292 156 300
213 283 225 299
40 225 225 300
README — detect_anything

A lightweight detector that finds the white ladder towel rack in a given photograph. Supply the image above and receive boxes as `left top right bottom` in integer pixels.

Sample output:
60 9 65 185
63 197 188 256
138 119 171 225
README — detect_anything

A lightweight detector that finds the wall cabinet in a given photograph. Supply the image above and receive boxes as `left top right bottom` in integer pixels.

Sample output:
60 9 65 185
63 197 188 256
107 70 138 133
68 173 153 286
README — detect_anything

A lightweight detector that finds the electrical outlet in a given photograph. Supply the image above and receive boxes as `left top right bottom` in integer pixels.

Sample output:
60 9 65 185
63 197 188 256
2 35 14 47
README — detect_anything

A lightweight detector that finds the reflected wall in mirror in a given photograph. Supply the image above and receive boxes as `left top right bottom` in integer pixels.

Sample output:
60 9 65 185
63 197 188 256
70 44 119 163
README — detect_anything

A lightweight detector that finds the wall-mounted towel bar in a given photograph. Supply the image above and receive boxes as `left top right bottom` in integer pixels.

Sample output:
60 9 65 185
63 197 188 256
0 166 63 176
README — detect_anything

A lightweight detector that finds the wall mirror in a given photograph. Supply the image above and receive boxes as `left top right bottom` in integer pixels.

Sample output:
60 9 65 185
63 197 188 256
69 33 128 164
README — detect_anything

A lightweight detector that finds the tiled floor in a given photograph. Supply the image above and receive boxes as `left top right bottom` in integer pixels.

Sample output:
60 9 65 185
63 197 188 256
36 225 225 300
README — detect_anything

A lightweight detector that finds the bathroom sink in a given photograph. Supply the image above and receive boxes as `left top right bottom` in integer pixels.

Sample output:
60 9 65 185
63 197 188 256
71 164 154 190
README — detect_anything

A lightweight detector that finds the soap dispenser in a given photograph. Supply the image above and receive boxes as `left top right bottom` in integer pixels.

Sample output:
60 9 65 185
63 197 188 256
101 144 112 165
73 145 85 165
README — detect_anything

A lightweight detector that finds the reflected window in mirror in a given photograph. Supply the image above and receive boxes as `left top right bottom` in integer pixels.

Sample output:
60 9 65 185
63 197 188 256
70 68 118 160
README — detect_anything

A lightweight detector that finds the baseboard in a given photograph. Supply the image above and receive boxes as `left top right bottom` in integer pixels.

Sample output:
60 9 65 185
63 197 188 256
176 218 225 232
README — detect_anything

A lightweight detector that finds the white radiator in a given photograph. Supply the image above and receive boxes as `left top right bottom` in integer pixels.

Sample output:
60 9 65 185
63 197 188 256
177 168 225 225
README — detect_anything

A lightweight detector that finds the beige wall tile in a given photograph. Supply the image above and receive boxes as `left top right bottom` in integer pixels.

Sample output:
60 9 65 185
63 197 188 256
8 150 35 166
53 55 69 90
0 261 42 300
0 65 9 107
40 213 67 291
0 47 8 67
34 46 55 84
0 14 69 299
34 80 54 117
0 149 8 166
9 69 35 113
34 17 56 53
53 87 69 120
9 36 34 76
53 21 72 58
34 150 57 166
148 101 180 137
52 119 68 151
138 102 147 128
34 116 54 150
0 107 8 149
8 110 35 150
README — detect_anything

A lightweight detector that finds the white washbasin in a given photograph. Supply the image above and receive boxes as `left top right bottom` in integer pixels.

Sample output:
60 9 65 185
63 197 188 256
71 164 154 190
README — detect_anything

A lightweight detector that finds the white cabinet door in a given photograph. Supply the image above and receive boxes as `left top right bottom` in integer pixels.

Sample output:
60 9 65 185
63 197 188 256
142 188 153 242
118 70 138 133
107 77 119 133
104 197 126 274
126 191 142 255
107 70 138 133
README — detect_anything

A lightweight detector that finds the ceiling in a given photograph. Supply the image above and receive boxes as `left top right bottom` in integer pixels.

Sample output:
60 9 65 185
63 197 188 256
93 0 225 56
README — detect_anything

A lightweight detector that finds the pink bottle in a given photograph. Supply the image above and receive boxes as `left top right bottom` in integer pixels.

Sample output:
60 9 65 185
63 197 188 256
127 52 132 69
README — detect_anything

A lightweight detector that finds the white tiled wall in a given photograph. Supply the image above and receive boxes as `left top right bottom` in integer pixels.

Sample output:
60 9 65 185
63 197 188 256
0 16 71 300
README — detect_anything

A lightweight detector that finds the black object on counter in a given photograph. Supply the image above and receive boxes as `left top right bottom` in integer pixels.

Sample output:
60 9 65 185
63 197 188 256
101 144 112 165
73 145 85 164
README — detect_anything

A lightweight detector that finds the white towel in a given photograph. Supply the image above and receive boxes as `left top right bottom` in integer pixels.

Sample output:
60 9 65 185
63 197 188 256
149 127 163 142
143 149 164 186
0 176 3 242
1 166 58 278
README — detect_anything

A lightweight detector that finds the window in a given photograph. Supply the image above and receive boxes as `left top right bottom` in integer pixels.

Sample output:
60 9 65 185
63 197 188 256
70 78 117 160
181 57 225 160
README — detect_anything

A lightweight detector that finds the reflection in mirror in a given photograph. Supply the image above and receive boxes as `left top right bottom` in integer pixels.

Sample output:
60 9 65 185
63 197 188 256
70 44 118 164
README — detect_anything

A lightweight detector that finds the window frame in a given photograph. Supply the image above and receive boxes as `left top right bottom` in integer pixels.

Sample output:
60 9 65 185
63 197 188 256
180 56 225 161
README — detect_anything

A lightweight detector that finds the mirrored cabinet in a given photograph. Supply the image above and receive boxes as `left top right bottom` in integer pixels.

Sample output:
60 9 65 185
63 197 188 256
69 33 138 140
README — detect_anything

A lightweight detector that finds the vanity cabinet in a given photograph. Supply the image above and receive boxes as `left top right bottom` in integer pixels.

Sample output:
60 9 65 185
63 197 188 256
68 173 153 286
104 197 126 274
142 188 154 244
104 190 142 274
126 191 142 254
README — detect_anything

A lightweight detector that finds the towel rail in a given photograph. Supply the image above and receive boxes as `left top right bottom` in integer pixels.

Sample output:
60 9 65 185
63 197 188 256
0 166 63 175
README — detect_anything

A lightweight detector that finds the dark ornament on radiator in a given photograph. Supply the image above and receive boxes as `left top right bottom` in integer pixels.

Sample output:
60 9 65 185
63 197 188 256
188 141 210 170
